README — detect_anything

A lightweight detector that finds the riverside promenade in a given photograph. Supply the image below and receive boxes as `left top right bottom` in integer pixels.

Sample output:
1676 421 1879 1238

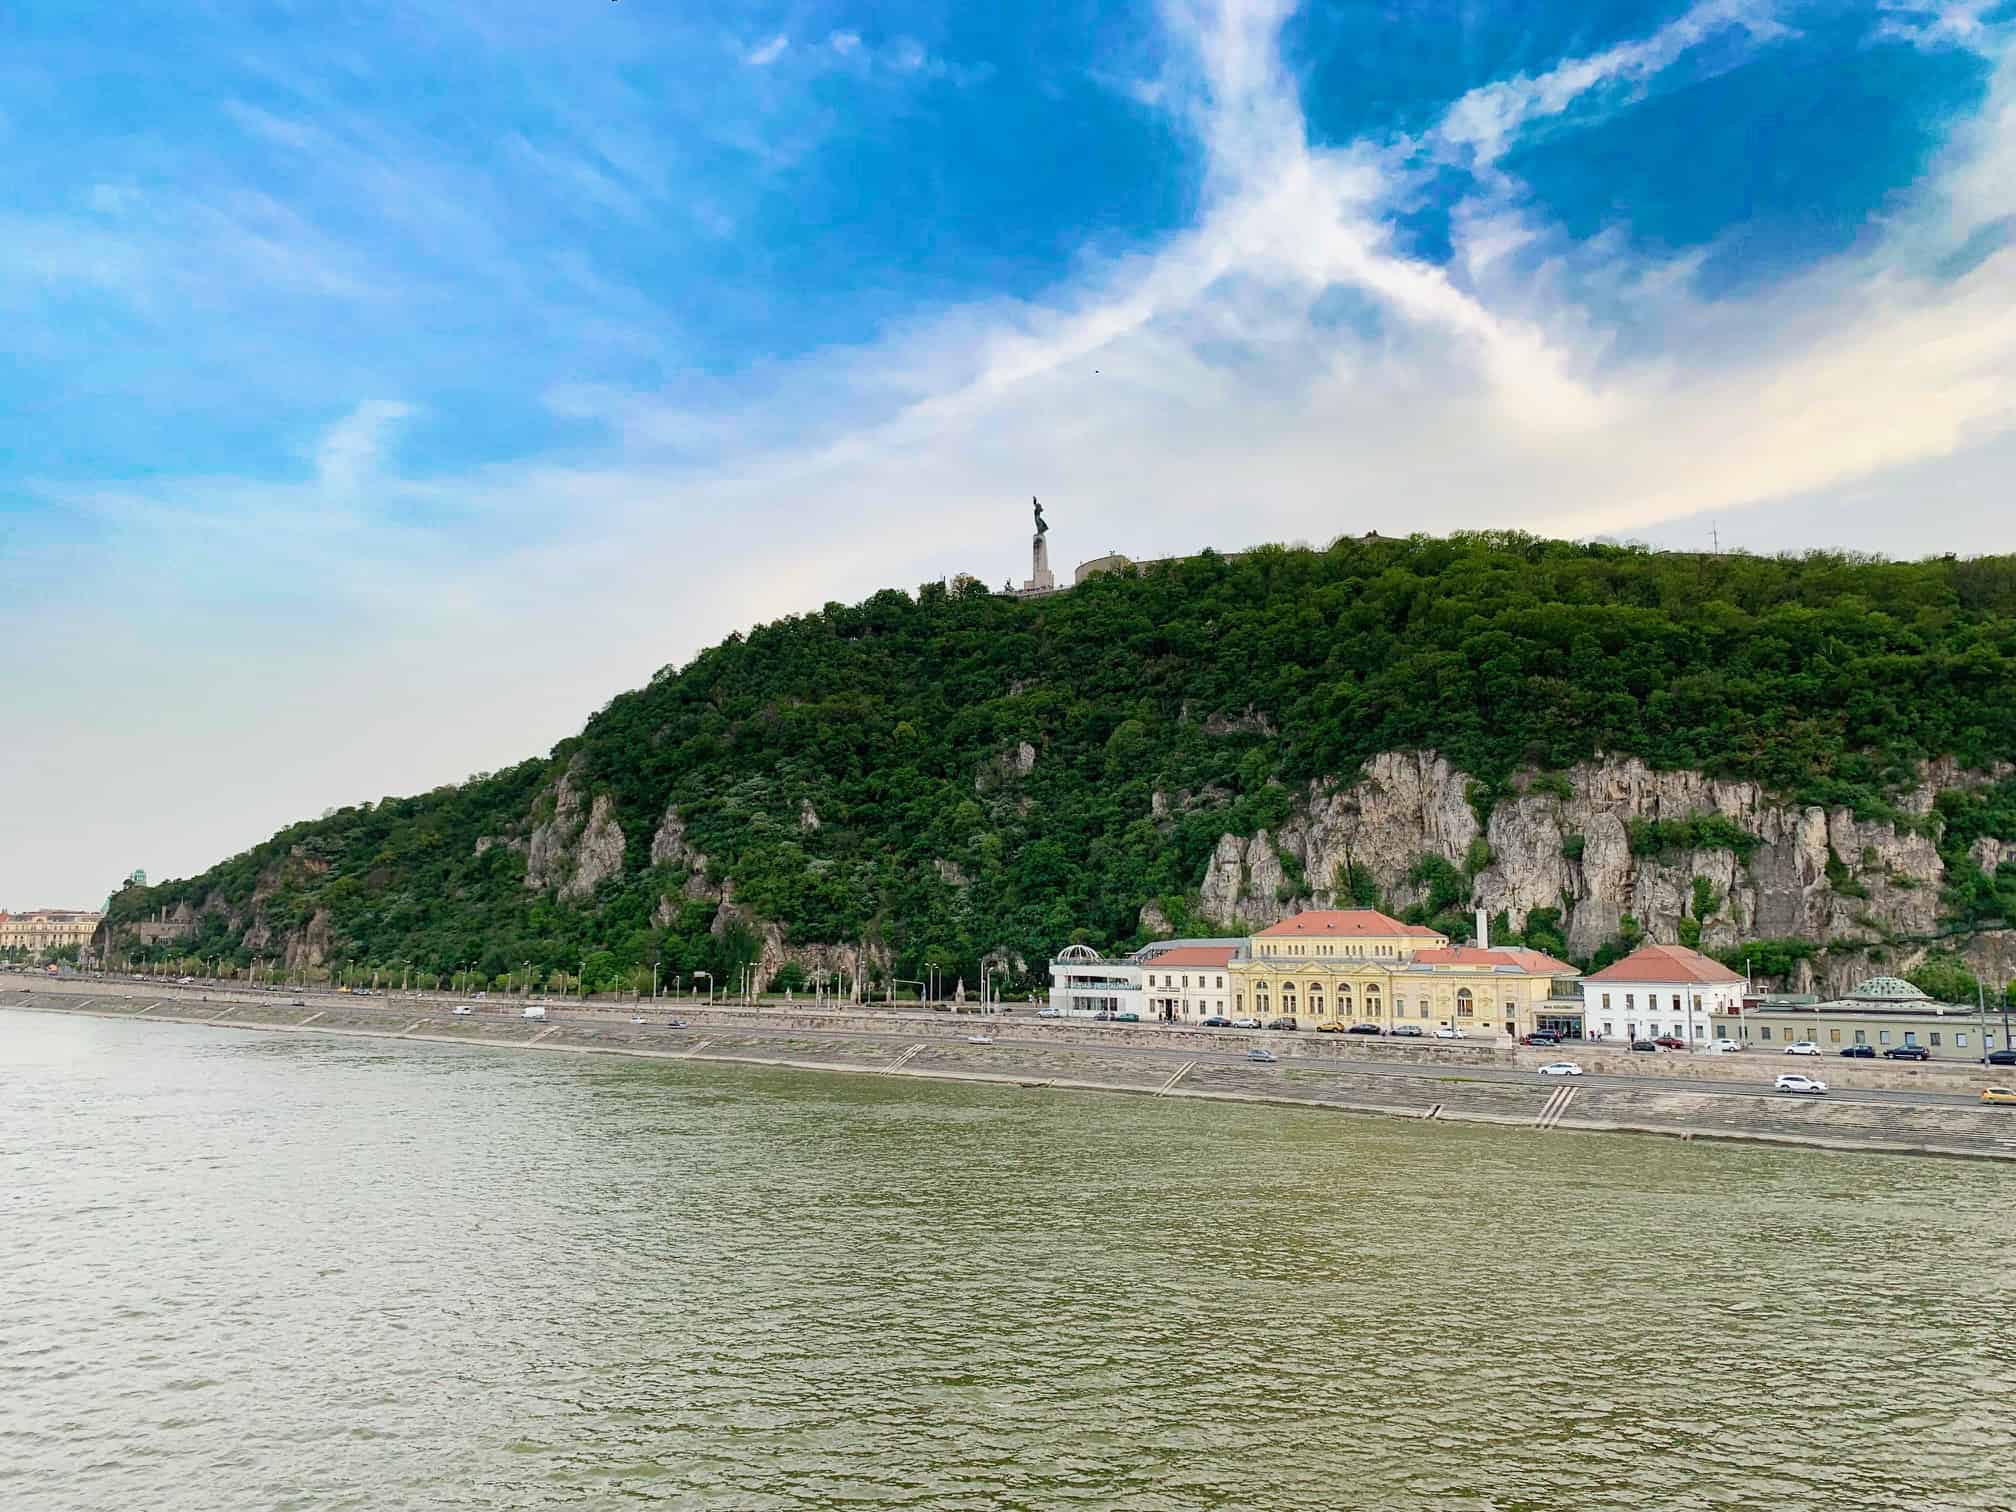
8 973 2015 1162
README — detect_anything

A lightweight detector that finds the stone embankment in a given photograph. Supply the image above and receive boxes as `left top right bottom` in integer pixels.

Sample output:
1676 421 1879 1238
8 976 2015 1163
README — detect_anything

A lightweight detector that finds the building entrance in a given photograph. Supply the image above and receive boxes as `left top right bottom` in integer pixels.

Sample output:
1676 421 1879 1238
1537 1012 1585 1040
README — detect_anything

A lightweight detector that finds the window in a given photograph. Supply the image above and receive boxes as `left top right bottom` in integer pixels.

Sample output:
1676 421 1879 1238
1602 993 1611 1010
1456 988 1474 1019
1216 976 1224 989
1930 1033 1942 1047
1904 1032 1917 1047
1673 995 1682 1012
1879 1030 1891 1044
1828 1029 1840 1043
1854 1029 1866 1044
1957 1033 1969 1048
1761 1027 1773 1041
1365 984 1382 1017
1603 1021 1614 1037
1693 995 1703 1012
1182 975 1190 989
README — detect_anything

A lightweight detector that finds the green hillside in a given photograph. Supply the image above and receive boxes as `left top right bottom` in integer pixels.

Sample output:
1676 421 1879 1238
107 533 2016 993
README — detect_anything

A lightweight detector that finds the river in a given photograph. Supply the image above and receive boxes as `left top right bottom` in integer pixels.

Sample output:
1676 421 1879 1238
3 1007 2012 1510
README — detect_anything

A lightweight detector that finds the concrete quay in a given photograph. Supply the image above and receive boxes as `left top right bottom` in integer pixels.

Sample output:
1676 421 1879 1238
9 975 2016 1162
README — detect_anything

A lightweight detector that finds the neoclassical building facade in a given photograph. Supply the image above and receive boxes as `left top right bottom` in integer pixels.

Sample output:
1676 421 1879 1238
1226 909 1579 1039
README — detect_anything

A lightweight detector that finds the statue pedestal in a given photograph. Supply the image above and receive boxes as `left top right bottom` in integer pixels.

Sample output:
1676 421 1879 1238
1023 534 1056 593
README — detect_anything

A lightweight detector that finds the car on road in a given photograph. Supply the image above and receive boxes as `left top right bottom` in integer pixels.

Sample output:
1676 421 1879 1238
1092 1011 1113 1021
630 1015 646 1025
1315 1022 1347 1034
1782 1041 1822 1055
1247 1046 1277 1063
1839 1043 1875 1058
663 1019 687 1028
1979 1086 2016 1106
452 1005 472 1017
1230 1017 1261 1029
1520 1032 1561 1046
1200 1016 1231 1028
1630 1039 1659 1053
1114 1011 1141 1023
1265 1017 1297 1031
1775 1073 1828 1095
1037 1006 1061 1018
290 998 306 1007
1346 1023 1382 1035
1433 1027 1466 1040
1708 1038 1742 1053
966 1034 993 1045
1537 1061 1584 1077
1653 1035 1687 1050
1989 1049 2016 1067
1391 1025 1425 1038
1884 1045 1931 1061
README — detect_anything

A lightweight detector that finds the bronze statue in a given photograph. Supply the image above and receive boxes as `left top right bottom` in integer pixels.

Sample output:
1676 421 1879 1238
1032 496 1048 537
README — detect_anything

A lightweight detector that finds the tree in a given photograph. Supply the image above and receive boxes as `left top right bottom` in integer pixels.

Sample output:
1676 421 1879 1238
1906 953 1980 1006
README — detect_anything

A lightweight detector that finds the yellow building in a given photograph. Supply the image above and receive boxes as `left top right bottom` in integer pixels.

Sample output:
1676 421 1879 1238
0 908 104 959
1227 908 1580 1040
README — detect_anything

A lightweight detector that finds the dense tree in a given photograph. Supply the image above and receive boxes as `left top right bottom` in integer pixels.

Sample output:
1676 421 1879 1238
106 534 2016 991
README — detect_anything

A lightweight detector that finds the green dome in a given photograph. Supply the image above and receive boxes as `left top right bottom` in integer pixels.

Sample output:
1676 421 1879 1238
1849 975 1930 1002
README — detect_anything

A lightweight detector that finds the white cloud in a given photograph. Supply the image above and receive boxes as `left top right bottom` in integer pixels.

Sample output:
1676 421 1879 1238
829 30 861 56
313 400 413 494
1876 1 2008 52
744 34 788 67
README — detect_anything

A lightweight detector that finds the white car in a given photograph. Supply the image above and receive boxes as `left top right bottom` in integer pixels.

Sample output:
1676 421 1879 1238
1707 1038 1742 1053
1776 1073 1828 1095
451 1005 472 1017
1037 1006 1061 1019
1247 1046 1277 1063
1783 1041 1822 1056
1537 1061 1584 1077
1433 1027 1467 1040
1230 1017 1261 1029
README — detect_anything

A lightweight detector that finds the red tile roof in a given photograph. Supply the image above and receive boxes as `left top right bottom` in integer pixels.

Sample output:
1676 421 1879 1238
1255 910 1446 940
1412 946 1576 974
1583 944 1744 985
1144 946 1238 967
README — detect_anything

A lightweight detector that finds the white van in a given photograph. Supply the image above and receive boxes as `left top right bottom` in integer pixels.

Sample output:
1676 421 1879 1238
522 1004 547 1022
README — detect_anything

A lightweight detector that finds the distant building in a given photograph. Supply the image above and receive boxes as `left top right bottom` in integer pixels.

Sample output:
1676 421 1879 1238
1583 943 1747 1044
1138 942 1240 1022
1047 944 1143 1017
1228 908 1578 1040
1729 975 2012 1062
0 908 105 958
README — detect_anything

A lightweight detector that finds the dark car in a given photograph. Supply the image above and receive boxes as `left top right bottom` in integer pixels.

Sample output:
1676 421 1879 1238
1884 1044 1931 1061
1346 1023 1381 1035
1521 1032 1561 1046
1988 1049 2016 1067
663 1019 686 1028
1092 1011 1114 1021
1265 1017 1298 1031
1653 1035 1686 1050
1630 1039 1659 1053
1200 1016 1231 1028
1839 1043 1875 1058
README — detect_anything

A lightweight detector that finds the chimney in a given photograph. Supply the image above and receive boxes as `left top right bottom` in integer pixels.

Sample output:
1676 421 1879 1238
1475 908 1490 950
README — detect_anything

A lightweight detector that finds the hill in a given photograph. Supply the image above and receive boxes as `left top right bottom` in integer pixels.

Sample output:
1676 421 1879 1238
105 533 2016 998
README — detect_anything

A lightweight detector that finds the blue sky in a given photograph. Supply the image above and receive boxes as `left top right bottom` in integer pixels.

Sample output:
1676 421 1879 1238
4 0 2015 905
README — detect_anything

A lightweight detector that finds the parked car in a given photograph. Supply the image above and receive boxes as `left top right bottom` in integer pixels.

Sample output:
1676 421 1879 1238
1520 1032 1560 1046
1980 1086 2016 1106
663 1019 687 1028
1346 1023 1382 1035
1114 1011 1141 1023
1782 1041 1822 1056
1200 1016 1231 1027
1433 1027 1466 1040
1265 1017 1298 1031
1247 1047 1278 1063
290 998 306 1007
1537 1061 1584 1077
1775 1073 1828 1095
1839 1043 1875 1058
1092 1011 1113 1021
1630 1039 1659 1053
1708 1038 1742 1053
452 1005 472 1017
1884 1045 1931 1061
1653 1035 1686 1050
1989 1049 2016 1067
1037 1006 1061 1019
1315 1022 1347 1034
1391 1025 1425 1038
1230 1017 1261 1029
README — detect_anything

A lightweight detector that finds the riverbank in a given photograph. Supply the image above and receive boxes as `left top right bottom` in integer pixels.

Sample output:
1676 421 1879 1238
7 980 2014 1162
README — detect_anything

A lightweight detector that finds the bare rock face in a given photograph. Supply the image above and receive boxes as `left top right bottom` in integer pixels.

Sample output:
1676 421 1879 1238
524 763 626 901
563 795 626 902
798 799 822 834
1140 900 1174 937
650 804 704 870
934 858 969 887
283 908 332 970
1196 750 2003 988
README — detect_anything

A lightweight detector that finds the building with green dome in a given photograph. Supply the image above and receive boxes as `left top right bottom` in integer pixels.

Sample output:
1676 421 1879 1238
1725 973 2009 1064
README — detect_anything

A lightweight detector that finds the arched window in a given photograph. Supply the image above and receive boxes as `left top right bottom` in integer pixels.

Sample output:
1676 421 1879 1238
1335 984 1352 1020
1307 983 1325 1018
1456 988 1474 1019
1364 983 1382 1017
1280 983 1297 1016
1254 982 1270 1014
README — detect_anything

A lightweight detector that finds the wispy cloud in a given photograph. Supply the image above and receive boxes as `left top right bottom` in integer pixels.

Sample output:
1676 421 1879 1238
745 33 788 67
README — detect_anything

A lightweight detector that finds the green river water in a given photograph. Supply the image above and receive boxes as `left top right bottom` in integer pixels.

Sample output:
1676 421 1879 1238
3 1007 2013 1510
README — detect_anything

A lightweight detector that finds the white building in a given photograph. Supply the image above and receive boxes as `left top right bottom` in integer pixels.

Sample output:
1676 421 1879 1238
1047 945 1144 1017
1138 944 1238 1022
1582 943 1747 1044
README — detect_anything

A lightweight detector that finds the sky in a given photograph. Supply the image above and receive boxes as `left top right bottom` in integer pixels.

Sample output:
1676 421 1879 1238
3 0 2015 908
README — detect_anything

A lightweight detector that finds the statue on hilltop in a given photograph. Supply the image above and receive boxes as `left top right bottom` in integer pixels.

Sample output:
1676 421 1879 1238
1032 496 1048 538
